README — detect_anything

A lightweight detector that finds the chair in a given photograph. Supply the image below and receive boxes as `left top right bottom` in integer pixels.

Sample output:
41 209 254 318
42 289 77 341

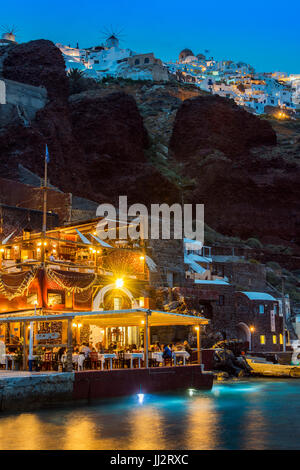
148 351 156 368
164 355 173 367
51 352 59 371
90 352 99 370
0 341 6 369
77 354 85 371
117 351 129 369
43 352 52 371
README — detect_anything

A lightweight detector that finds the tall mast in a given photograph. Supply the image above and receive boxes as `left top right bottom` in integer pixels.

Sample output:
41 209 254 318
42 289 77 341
41 145 49 265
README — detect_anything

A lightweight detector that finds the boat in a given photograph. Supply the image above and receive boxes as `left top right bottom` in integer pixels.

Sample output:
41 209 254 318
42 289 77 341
246 357 300 378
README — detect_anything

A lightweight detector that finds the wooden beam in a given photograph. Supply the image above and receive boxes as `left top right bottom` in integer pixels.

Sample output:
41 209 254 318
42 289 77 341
66 318 73 372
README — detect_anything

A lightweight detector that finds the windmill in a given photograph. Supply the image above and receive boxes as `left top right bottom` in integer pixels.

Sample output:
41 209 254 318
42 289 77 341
100 26 125 49
0 24 18 43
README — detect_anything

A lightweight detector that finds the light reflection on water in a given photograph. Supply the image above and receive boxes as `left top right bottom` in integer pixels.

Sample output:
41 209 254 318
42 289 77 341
0 378 300 450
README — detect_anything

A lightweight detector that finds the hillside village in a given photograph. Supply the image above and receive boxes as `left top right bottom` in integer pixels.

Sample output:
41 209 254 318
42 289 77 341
0 29 299 359
55 35 300 117
1 30 299 117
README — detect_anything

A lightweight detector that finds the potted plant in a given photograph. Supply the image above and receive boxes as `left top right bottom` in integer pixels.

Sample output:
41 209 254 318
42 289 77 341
34 346 43 372
14 347 23 371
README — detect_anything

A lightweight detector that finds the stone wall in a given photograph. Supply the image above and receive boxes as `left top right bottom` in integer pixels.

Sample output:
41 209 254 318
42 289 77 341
212 261 267 291
0 367 213 412
0 372 74 411
0 177 72 225
0 203 59 234
235 292 283 352
1 78 47 120
148 238 186 288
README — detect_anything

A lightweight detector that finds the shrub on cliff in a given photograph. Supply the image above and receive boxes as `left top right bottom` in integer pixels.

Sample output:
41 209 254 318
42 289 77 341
246 238 263 249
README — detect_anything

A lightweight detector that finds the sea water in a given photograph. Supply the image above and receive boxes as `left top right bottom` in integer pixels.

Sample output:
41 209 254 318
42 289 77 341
0 378 299 450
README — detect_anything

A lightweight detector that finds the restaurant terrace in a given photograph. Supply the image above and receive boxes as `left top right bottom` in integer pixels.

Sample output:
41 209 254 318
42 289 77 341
0 308 208 372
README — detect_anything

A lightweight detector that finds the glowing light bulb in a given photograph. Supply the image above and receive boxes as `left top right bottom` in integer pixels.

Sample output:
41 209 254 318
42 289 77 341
137 393 144 404
115 278 124 288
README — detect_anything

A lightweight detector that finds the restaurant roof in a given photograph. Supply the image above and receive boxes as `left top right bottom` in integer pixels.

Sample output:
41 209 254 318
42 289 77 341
0 308 209 327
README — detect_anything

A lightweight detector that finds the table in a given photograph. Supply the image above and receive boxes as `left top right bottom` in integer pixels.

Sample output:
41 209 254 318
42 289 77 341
61 353 80 370
4 354 16 370
151 351 164 363
98 353 117 370
124 352 144 368
172 350 190 366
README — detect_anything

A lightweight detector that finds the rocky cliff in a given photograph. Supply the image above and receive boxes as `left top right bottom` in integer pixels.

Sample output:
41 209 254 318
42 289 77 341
0 39 178 205
169 95 300 247
0 39 299 249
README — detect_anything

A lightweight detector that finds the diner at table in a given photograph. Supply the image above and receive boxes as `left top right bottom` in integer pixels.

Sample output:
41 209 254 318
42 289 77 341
0 336 195 372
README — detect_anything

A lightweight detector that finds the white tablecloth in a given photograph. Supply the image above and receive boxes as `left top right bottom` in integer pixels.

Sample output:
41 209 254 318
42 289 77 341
98 353 117 362
98 353 117 370
124 352 144 368
151 352 164 363
61 354 79 364
172 350 190 365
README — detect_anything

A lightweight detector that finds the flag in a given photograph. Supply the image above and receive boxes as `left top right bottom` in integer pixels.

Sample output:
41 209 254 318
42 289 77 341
45 144 50 163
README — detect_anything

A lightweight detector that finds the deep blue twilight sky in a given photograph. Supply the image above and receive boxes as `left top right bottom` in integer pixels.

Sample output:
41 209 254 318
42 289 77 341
1 0 300 73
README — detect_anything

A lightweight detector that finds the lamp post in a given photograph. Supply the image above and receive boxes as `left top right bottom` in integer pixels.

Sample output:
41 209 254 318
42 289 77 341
195 326 201 364
250 325 255 351
28 301 37 372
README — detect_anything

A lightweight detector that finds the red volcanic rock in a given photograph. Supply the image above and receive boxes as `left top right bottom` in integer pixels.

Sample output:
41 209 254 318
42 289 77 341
169 94 277 159
3 39 68 102
168 94 300 245
70 92 149 163
0 40 178 206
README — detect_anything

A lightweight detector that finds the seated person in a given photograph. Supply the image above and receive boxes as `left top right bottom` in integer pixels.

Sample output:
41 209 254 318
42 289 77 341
162 344 172 360
184 340 193 355
174 342 184 351
80 343 91 358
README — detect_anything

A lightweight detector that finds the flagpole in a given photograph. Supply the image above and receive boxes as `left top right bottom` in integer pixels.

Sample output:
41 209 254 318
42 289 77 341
42 147 48 265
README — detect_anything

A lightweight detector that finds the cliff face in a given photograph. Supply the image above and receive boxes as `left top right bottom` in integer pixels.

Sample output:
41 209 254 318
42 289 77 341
169 94 277 159
169 95 300 246
0 39 300 248
0 39 178 205
2 39 68 102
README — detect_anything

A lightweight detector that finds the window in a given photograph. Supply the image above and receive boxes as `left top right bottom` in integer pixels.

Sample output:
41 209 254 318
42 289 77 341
47 290 64 306
27 292 38 305
260 335 266 345
280 334 283 344
135 59 140 65
273 335 277 344
259 304 264 314
274 304 278 314
144 58 150 64
113 297 122 310
218 295 225 306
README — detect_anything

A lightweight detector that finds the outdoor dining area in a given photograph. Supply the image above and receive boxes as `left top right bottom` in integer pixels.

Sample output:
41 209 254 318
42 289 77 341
0 308 208 373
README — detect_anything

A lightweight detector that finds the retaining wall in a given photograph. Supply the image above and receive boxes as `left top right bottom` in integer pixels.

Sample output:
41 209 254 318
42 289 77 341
0 366 213 412
0 372 74 412
73 366 213 402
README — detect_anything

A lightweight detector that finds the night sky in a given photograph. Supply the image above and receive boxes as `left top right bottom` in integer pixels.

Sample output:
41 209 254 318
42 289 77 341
2 0 300 73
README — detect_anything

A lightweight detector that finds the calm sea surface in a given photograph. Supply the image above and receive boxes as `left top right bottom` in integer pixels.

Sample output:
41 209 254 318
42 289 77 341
0 378 299 450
